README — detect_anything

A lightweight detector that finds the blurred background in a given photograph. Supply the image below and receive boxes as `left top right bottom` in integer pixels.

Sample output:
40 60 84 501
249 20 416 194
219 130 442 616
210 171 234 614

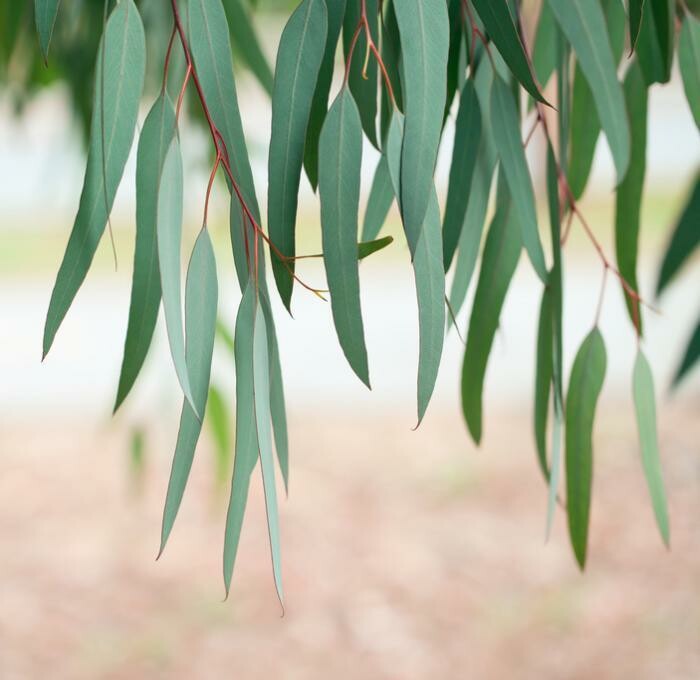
1 1 699 678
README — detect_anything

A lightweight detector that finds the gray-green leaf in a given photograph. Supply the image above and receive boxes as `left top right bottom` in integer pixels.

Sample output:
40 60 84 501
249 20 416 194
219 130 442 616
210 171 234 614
35 0 61 61
362 155 394 242
632 349 670 547
319 88 371 387
565 327 607 569
679 14 700 129
43 0 145 358
268 0 328 310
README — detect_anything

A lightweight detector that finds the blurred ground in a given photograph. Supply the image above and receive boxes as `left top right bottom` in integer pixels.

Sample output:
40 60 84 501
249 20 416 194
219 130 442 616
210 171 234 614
1 401 699 679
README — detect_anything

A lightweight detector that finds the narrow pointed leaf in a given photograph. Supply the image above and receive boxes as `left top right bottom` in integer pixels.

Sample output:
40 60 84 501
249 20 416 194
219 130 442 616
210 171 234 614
656 174 700 296
189 0 260 222
471 0 548 104
253 304 284 605
115 94 176 412
637 0 673 85
443 79 482 272
268 0 328 310
532 0 557 90
35 0 61 61
490 76 547 282
43 0 145 357
362 156 394 242
546 400 563 540
673 317 700 386
615 61 647 331
223 0 274 95
566 327 607 569
343 0 379 147
534 286 553 478
157 138 198 417
319 88 370 387
629 0 644 52
568 0 626 199
415 190 446 423
548 0 630 183
393 0 449 254
160 230 218 554
632 349 670 547
679 14 700 129
304 0 347 189
379 0 404 139
461 190 521 444
358 236 394 260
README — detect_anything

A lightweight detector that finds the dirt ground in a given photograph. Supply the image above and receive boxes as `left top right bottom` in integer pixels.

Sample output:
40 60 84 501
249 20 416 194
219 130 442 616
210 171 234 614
1 400 699 680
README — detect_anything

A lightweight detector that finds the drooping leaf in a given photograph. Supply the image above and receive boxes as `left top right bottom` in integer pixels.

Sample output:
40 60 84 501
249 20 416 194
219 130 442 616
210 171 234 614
470 0 548 104
42 0 145 358
393 0 449 255
157 138 198 417
268 0 328 310
632 349 670 547
358 236 394 260
207 384 233 488
532 0 557 90
414 191 446 423
546 398 563 540
615 60 648 331
548 0 630 183
342 0 379 147
222 0 274 95
304 0 347 189
629 0 644 52
159 230 218 555
362 156 394 242
565 327 607 569
636 0 673 86
656 174 700 296
679 14 700 129
188 0 261 222
115 93 176 412
34 0 61 61
252 300 285 606
490 75 547 282
443 0 466 123
319 88 371 387
568 0 626 199
534 286 553 478
379 0 404 139
461 187 521 444
673 316 700 386
442 78 482 272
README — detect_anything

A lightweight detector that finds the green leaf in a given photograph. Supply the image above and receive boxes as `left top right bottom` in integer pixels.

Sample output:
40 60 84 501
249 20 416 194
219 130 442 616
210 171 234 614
358 235 394 260
207 384 232 487
415 189 446 423
379 0 404 139
157 138 198 417
632 349 670 547
548 0 630 183
34 0 61 61
656 174 700 296
532 0 557 90
615 60 647 331
490 75 547 282
343 0 379 147
565 327 607 569
42 0 145 358
304 0 347 189
222 0 274 95
159 230 218 555
268 0 328 310
673 316 700 386
393 0 449 255
252 300 284 606
189 0 261 222
679 14 700 129
362 156 394 242
534 286 553 479
460 186 521 444
319 88 371 387
442 78 482 272
470 0 548 104
629 0 644 52
546 399 563 540
636 0 673 86
115 94 176 412
567 0 626 199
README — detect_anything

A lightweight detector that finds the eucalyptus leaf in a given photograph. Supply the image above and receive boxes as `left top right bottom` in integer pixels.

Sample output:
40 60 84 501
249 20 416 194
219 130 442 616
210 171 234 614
43 0 145 358
34 0 61 61
673 316 700 386
679 14 700 129
362 156 394 243
566 327 607 569
534 286 553 478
